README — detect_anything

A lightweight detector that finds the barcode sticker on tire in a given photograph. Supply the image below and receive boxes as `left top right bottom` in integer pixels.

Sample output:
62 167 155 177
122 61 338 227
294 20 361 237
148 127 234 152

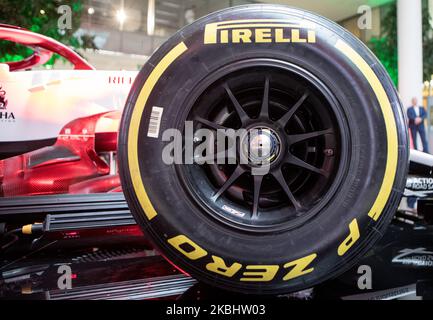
147 106 164 138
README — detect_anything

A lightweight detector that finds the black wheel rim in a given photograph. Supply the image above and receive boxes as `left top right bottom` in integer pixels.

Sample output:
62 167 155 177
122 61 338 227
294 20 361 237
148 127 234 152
175 59 349 233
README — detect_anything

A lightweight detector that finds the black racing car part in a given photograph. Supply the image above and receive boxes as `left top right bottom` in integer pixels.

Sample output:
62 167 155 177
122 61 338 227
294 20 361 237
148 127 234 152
418 199 433 224
0 138 57 161
118 4 409 294
0 193 128 224
409 149 433 176
0 193 146 252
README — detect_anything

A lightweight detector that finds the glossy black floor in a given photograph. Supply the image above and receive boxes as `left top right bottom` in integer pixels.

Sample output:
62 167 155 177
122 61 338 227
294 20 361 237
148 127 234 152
1 221 432 300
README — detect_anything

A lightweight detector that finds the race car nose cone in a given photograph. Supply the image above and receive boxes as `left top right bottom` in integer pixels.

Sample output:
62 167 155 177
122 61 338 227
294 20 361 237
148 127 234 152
243 127 281 166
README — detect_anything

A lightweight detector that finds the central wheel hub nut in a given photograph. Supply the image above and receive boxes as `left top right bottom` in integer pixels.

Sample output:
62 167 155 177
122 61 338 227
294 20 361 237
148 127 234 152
242 127 281 166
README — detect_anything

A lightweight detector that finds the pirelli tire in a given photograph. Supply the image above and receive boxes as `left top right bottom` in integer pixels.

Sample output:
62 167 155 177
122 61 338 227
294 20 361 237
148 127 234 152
118 4 408 294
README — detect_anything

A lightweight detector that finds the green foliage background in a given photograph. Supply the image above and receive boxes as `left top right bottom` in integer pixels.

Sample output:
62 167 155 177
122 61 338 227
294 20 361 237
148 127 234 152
1 0 433 76
0 0 95 67
369 0 433 86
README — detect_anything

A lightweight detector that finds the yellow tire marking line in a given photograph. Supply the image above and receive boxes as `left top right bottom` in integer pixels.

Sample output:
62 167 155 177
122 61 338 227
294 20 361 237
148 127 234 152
128 42 188 220
335 40 398 221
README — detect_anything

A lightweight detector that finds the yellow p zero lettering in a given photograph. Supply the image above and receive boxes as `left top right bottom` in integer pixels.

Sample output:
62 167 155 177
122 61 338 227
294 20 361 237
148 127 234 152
255 28 272 43
168 235 208 260
232 29 252 43
275 28 290 42
127 42 187 220
240 265 279 282
283 253 317 281
206 255 242 277
335 40 398 221
337 219 360 256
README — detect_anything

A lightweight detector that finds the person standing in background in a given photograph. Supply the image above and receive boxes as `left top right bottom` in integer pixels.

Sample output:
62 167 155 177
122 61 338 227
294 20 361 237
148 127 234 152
407 97 429 153
407 97 429 211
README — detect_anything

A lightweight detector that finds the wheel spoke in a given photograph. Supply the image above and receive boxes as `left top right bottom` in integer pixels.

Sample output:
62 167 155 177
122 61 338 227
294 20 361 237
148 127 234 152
259 76 270 119
212 165 245 201
194 116 229 131
252 174 264 219
223 83 250 125
288 128 333 145
277 91 309 128
286 155 328 177
271 171 302 212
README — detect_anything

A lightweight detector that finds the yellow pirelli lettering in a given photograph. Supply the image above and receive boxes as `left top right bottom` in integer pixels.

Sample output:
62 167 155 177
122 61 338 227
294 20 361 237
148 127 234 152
240 265 279 282
275 28 290 42
283 253 317 281
232 29 252 43
308 30 316 43
291 29 307 43
335 40 398 221
204 22 219 44
337 219 360 256
204 19 316 44
255 28 272 43
168 234 208 260
206 255 242 277
220 29 229 43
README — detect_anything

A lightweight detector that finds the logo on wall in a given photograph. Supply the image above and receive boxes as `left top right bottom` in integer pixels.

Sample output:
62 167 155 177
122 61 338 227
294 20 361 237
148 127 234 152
0 84 15 122
392 248 433 268
0 85 7 109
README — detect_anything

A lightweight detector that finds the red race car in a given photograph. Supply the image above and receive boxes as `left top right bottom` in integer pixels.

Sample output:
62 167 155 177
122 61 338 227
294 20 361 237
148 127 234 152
0 24 138 197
